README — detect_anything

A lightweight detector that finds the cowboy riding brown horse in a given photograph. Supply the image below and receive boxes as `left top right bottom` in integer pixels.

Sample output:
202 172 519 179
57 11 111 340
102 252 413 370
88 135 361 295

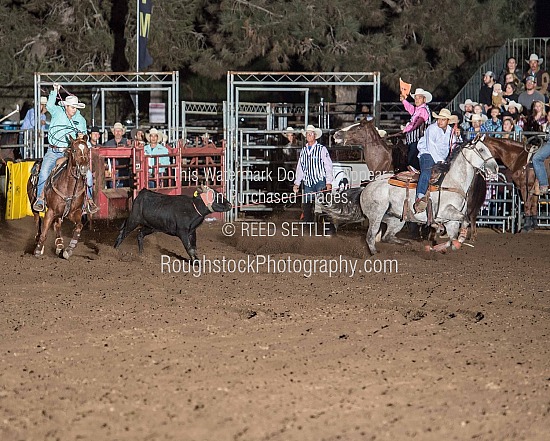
27 135 90 258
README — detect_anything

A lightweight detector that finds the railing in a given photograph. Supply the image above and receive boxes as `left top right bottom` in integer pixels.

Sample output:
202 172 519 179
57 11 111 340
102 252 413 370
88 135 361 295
448 38 550 112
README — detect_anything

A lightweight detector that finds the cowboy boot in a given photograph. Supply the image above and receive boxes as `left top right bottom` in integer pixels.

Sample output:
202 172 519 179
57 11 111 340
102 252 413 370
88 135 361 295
85 198 99 215
302 202 314 222
520 215 533 233
413 196 428 213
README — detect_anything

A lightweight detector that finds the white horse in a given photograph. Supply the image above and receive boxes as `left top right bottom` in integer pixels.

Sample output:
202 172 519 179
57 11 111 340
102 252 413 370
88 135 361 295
360 138 499 254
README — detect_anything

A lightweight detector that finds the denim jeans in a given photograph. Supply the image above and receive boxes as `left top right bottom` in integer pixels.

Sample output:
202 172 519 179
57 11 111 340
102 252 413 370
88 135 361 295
37 149 93 199
36 149 65 197
417 154 435 198
407 141 420 170
533 140 550 187
303 179 327 204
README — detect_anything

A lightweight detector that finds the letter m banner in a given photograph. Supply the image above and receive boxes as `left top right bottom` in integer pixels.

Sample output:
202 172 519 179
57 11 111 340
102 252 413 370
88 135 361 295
138 0 153 71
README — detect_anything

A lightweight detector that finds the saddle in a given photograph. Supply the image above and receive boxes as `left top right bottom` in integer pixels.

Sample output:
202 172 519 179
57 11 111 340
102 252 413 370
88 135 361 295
388 166 442 191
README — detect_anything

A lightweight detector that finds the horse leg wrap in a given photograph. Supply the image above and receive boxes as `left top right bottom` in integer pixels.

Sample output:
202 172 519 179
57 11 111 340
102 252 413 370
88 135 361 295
34 244 44 256
68 239 78 248
458 228 468 243
55 238 64 252
426 241 451 253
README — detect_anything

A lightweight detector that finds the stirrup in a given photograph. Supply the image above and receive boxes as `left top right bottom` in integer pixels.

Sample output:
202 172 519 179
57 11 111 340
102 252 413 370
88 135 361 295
33 198 45 212
85 200 99 215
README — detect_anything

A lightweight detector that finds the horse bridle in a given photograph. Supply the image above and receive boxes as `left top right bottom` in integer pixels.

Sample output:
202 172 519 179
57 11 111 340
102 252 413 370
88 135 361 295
461 141 495 179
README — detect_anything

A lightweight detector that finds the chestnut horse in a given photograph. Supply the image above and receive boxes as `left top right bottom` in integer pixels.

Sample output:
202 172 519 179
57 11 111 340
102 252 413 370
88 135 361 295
27 136 90 258
468 136 539 237
333 119 408 174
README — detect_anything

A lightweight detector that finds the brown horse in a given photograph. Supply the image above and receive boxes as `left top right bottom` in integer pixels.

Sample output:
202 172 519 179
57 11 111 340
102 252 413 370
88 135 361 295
333 119 408 174
27 136 90 258
468 136 538 237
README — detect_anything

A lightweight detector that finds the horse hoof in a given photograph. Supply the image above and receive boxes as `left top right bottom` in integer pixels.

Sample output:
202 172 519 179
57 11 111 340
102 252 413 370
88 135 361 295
34 246 44 257
62 250 72 260
451 240 462 250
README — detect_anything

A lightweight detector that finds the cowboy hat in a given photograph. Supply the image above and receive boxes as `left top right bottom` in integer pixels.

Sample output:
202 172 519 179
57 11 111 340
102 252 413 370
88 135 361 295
60 95 85 109
130 127 146 140
449 115 460 125
526 53 543 64
432 108 452 120
282 127 297 138
410 88 433 103
459 99 478 112
301 124 323 139
146 127 168 143
376 128 387 137
467 114 487 123
110 122 127 134
39 96 47 105
504 100 523 113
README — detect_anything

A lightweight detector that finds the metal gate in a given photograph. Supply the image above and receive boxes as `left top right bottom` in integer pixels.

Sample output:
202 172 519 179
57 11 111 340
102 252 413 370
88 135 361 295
225 71 381 221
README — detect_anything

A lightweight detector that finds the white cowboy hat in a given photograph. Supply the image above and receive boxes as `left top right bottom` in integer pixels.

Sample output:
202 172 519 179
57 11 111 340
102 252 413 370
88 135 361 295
467 113 487 123
146 127 167 143
110 122 127 134
39 96 47 105
432 108 452 120
459 99 478 112
526 53 543 64
376 128 387 137
449 115 459 125
411 88 433 103
504 100 523 113
301 124 323 139
60 95 85 109
282 127 296 138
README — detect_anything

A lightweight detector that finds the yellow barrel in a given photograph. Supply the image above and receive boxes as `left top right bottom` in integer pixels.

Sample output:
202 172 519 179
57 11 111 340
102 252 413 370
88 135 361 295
5 161 35 220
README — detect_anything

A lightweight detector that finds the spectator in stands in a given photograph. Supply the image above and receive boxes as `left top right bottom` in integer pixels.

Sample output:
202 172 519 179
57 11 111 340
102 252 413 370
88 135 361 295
472 103 488 123
523 53 548 93
400 87 432 170
479 71 495 113
503 73 522 91
524 100 547 132
354 105 372 122
492 83 504 110
483 107 502 134
502 82 519 105
518 76 546 115
497 116 522 139
144 128 170 188
104 122 128 147
459 99 477 130
466 114 488 140
543 108 550 132
497 57 523 86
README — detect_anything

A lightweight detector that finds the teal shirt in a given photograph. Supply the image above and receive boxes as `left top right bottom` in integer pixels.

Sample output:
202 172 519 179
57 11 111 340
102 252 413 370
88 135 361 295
47 90 87 148
144 144 170 174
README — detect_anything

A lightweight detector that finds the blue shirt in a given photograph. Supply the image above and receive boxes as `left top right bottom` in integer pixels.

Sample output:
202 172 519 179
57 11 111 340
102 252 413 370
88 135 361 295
47 90 87 148
417 122 452 163
21 108 47 130
144 144 170 174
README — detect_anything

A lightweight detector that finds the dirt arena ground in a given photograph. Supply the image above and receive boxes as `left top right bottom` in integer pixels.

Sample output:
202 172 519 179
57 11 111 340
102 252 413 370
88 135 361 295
0 212 548 441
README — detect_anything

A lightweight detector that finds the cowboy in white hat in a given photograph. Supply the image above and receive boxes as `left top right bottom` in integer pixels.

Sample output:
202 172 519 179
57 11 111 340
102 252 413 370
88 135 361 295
504 100 523 114
413 108 455 213
33 84 98 214
145 128 170 187
104 122 128 147
401 87 433 170
292 125 334 228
